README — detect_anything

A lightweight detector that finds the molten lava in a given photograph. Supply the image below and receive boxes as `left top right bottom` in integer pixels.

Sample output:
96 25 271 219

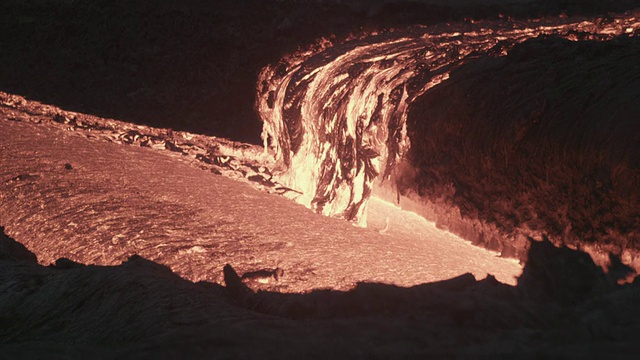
256 12 640 226
1 10 639 295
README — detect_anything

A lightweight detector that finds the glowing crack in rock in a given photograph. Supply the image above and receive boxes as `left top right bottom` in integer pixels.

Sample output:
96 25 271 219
256 14 640 226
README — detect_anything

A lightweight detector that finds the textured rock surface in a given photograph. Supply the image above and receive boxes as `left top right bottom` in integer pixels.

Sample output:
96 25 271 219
404 35 640 261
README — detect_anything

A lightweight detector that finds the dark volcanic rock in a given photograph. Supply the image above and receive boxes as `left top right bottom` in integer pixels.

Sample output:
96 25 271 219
0 226 37 263
52 257 85 270
518 237 610 306
1 234 640 358
405 35 640 257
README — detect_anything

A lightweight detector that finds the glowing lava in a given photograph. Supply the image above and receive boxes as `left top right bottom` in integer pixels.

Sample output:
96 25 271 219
256 12 640 226
1 11 639 293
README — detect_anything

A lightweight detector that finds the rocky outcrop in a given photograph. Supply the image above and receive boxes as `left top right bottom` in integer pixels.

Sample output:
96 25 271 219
0 226 37 263
518 237 619 306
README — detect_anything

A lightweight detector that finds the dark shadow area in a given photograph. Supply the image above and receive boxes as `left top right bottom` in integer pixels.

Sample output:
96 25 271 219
1 0 639 144
2 226 639 358
0 226 38 263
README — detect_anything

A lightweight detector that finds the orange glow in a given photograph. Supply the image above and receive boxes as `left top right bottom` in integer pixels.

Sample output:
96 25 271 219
2 11 639 296
256 13 640 227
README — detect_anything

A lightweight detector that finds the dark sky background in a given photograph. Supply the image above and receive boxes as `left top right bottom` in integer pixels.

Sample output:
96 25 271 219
0 0 639 143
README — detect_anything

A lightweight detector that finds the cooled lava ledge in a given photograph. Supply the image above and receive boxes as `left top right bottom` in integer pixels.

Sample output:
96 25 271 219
404 34 640 264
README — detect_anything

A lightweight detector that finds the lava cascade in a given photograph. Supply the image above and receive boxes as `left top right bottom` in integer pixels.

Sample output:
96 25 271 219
256 12 640 226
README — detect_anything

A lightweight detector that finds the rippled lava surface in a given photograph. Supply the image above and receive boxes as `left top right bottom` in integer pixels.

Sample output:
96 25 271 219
0 117 520 292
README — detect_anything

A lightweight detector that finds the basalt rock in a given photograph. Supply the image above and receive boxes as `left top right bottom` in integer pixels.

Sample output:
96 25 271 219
518 237 611 306
0 226 37 263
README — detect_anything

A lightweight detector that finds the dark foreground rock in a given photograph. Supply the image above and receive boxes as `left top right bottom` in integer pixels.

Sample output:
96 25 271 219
2 227 640 358
0 226 37 263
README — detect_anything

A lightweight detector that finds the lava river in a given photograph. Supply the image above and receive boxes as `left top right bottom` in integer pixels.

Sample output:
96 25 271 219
0 115 520 291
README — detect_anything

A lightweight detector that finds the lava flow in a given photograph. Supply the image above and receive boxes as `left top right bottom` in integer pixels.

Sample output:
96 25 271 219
256 12 640 226
0 113 521 290
1 10 639 294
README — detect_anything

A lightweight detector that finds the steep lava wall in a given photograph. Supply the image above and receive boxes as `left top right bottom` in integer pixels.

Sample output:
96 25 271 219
403 35 640 261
